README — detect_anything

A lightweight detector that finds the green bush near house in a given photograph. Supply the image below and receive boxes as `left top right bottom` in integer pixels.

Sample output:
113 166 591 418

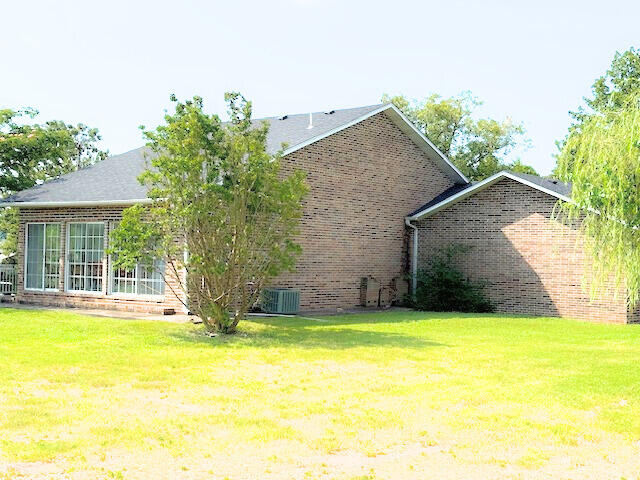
413 244 494 313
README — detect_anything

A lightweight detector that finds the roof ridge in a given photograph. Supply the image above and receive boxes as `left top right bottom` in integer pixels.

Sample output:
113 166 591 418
3 102 469 206
250 103 385 122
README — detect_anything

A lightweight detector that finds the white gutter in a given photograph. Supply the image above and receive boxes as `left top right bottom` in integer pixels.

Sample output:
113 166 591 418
405 218 418 296
0 198 153 208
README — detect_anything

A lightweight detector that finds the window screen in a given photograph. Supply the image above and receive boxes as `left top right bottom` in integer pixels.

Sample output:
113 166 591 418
66 223 104 292
111 259 165 296
25 223 60 290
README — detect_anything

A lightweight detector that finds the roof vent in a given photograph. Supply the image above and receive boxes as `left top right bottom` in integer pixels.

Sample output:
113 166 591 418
551 180 558 184
324 110 335 115
306 112 313 129
279 115 288 120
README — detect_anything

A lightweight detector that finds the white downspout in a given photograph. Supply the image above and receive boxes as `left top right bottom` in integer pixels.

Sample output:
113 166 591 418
405 218 418 297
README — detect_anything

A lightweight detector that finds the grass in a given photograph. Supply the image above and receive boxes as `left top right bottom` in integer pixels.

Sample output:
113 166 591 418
1 308 640 479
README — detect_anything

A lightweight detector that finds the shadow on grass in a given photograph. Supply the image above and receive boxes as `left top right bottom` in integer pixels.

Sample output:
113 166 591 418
169 317 446 350
269 310 505 326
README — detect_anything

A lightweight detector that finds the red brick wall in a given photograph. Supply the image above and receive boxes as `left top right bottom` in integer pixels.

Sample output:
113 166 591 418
16 207 185 314
275 112 455 311
415 177 633 323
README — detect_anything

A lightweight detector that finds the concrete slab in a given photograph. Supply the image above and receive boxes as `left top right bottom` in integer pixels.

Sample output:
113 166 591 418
0 300 413 324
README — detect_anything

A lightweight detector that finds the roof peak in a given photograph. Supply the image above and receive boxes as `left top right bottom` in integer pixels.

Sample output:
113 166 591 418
409 170 572 220
109 104 386 158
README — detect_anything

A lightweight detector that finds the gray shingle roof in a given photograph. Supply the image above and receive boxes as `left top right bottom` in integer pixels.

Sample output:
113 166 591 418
6 147 154 205
508 171 571 198
261 104 384 154
408 183 473 217
5 104 385 206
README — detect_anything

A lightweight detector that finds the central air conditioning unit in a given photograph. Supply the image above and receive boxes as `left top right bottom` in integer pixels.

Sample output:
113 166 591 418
261 288 301 314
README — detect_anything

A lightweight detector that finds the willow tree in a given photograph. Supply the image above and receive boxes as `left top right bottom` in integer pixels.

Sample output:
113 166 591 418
108 94 307 334
555 93 640 307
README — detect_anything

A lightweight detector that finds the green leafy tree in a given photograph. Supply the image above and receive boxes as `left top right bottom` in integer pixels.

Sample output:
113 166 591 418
0 108 107 260
108 94 308 334
507 159 538 176
555 92 640 308
554 48 640 307
555 47 640 176
573 47 640 123
383 93 534 181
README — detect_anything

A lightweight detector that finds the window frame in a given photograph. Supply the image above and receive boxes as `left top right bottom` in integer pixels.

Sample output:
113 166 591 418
64 221 106 295
108 256 166 300
24 222 61 293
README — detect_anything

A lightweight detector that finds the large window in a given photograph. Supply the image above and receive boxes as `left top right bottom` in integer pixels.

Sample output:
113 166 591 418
66 223 105 292
25 223 61 290
110 259 165 296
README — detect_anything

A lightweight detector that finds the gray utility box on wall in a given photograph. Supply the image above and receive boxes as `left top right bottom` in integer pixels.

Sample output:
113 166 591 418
261 288 301 314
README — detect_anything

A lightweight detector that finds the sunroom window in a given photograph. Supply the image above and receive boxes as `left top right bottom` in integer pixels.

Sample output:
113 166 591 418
111 259 165 296
66 223 104 292
25 223 61 290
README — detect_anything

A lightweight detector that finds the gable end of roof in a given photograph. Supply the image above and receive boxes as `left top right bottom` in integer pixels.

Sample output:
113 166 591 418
407 171 572 220
281 103 469 185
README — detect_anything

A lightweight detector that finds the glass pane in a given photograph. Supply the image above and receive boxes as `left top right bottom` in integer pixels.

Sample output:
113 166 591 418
111 252 137 294
111 258 165 295
25 224 44 289
44 224 60 289
138 260 165 295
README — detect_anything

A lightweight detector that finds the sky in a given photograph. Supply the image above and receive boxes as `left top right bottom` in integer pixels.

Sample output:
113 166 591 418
2 0 639 175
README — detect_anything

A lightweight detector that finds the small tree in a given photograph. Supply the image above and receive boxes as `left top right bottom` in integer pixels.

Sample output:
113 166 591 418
109 93 308 334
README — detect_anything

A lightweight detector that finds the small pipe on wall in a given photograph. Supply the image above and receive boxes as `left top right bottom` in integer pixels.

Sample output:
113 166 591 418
405 218 418 297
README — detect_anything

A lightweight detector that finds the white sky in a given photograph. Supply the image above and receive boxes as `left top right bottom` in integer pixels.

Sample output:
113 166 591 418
2 0 639 174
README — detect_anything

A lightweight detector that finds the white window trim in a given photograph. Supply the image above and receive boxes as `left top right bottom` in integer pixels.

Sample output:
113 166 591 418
24 222 61 293
64 221 107 295
107 255 165 300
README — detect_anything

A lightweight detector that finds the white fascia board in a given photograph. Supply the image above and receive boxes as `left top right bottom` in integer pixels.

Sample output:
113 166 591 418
0 198 153 208
407 171 572 221
384 104 469 184
501 172 572 204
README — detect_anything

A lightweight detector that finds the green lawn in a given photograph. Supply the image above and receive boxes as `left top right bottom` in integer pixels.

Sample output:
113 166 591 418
1 308 640 479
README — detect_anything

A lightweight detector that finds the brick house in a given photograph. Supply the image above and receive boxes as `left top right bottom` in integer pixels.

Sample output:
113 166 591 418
2 104 634 322
407 171 637 323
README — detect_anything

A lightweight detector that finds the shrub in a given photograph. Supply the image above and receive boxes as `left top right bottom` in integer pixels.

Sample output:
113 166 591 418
412 244 494 313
